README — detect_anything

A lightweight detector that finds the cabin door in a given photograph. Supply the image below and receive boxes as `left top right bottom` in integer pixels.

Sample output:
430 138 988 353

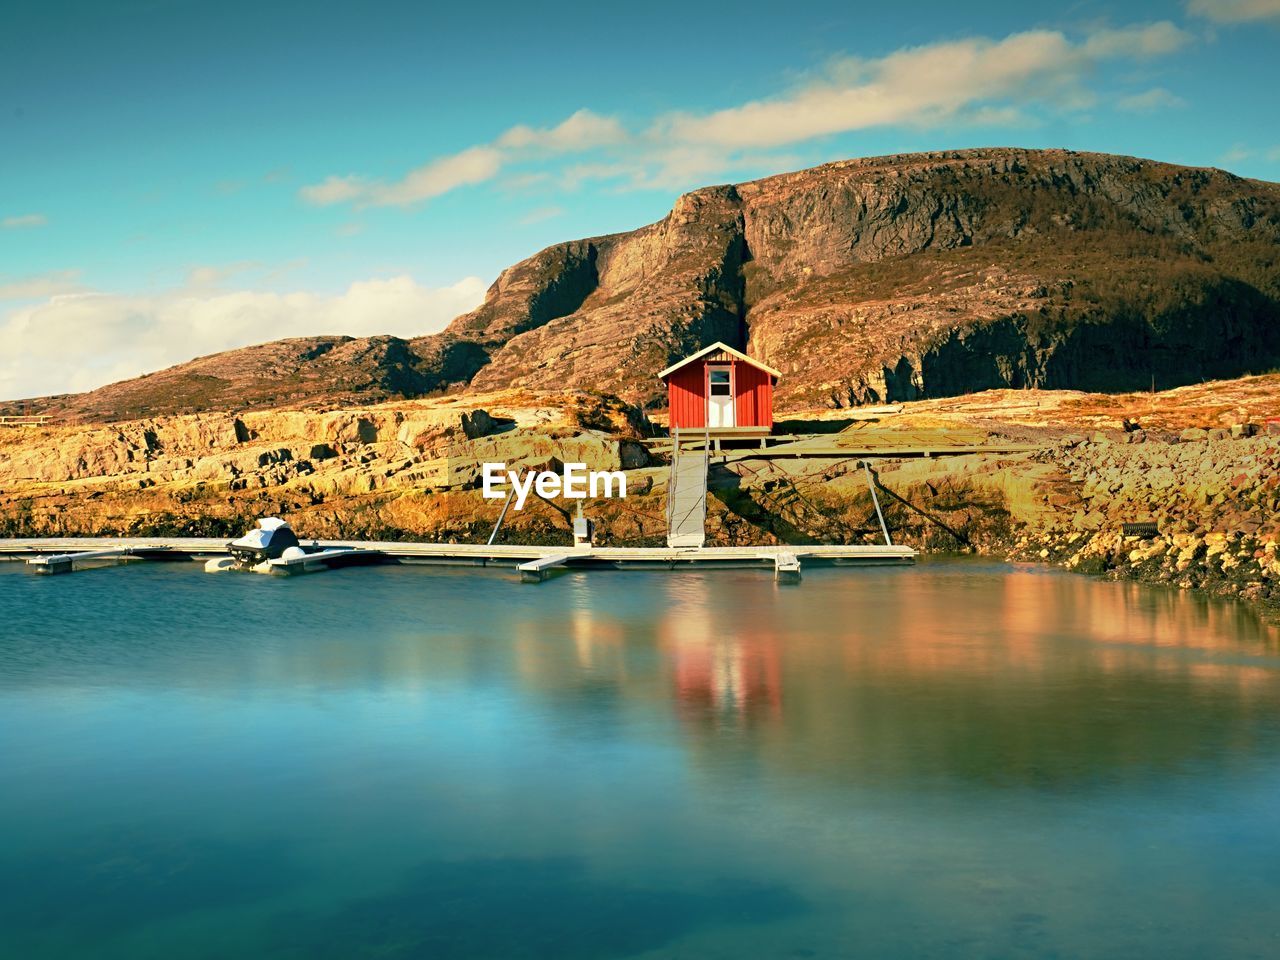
707 365 734 428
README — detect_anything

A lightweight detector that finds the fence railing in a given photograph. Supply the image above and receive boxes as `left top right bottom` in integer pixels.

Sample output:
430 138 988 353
0 414 52 427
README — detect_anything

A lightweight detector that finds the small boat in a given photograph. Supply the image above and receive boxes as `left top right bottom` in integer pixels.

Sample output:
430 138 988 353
206 517 311 574
206 518 371 575
227 517 300 566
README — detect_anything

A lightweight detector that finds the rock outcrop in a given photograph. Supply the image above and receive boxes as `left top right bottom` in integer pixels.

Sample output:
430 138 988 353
1006 431 1280 604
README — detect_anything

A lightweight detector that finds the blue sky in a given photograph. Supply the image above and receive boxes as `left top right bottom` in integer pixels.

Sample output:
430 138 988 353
2 0 1278 399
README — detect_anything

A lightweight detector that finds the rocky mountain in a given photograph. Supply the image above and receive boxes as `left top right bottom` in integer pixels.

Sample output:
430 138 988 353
18 335 457 422
446 148 1280 408
20 148 1280 422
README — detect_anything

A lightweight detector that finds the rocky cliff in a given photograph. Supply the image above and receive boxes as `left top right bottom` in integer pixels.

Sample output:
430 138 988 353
444 148 1280 409
16 148 1280 422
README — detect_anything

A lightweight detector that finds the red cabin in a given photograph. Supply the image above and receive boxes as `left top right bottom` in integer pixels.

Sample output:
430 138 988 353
658 342 780 438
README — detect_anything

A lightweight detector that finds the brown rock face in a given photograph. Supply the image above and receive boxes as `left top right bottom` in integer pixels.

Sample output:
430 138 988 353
456 187 749 401
435 148 1280 409
15 148 1280 422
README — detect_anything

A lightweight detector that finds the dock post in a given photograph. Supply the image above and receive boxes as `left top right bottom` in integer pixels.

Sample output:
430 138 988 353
33 556 74 575
26 547 136 575
774 551 802 583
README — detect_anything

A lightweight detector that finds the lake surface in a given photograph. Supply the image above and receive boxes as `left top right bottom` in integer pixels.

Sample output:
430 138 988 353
2 558 1280 959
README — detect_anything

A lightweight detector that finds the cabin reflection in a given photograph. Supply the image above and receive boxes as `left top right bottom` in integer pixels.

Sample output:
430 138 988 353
657 576 783 728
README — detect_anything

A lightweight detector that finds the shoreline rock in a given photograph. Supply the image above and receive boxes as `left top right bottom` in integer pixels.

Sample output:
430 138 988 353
3 391 1278 620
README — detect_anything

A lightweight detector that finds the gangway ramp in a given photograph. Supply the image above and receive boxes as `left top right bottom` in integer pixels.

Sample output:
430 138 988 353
666 439 709 548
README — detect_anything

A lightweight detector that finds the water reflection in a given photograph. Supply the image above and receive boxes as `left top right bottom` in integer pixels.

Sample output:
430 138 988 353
4 562 1279 795
557 564 1280 791
3 562 1280 958
659 576 783 728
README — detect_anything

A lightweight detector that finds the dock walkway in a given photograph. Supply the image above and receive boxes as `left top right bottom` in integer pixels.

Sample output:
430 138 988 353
666 446 709 548
0 537 915 580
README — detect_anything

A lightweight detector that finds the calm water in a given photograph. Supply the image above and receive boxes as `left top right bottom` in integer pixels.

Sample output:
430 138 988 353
2 559 1280 959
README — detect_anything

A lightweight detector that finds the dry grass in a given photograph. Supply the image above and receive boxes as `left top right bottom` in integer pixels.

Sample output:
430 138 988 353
783 373 1280 434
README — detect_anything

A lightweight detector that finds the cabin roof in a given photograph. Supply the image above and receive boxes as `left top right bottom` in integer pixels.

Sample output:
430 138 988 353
657 341 782 381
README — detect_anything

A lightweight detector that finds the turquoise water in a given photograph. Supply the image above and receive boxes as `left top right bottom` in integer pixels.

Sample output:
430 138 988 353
2 559 1280 959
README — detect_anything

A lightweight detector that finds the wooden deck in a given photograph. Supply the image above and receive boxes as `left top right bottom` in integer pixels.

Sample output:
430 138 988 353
647 426 1041 459
0 537 915 579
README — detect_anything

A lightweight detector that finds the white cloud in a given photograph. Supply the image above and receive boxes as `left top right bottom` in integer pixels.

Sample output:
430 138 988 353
0 274 486 400
184 262 262 291
302 147 503 208
655 23 1191 149
517 206 565 225
2 213 47 229
368 146 503 207
1217 144 1280 167
298 21 1192 206
1080 22 1192 57
502 171 554 191
1187 0 1280 23
1115 87 1187 112
1218 144 1254 165
966 105 1031 126
299 175 367 205
497 110 626 152
301 112 620 209
300 110 625 209
0 270 82 300
559 162 638 191
569 148 807 192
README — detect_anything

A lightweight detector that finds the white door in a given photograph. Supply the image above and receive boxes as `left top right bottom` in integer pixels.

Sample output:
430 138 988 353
707 367 734 428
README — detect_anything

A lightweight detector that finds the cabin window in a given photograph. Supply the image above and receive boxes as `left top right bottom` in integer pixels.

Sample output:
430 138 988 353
709 368 731 396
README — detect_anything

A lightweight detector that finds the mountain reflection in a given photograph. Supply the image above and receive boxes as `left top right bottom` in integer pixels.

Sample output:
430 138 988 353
7 562 1280 960
644 566 1280 791
4 562 1279 794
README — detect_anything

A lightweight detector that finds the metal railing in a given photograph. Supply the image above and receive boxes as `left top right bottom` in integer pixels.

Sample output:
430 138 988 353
665 427 680 535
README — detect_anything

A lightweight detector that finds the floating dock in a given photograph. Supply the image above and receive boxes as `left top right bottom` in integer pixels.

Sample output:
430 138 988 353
0 537 914 582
